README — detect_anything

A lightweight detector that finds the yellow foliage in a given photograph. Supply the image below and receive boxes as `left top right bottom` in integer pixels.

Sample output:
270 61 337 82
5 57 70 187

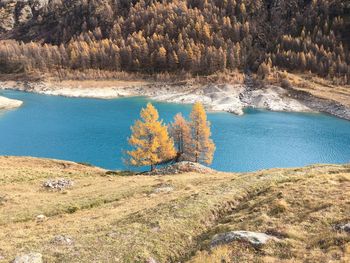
169 113 192 160
190 102 215 165
127 103 176 171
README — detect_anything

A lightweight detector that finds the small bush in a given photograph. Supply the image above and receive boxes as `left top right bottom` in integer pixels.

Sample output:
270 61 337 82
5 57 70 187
281 78 292 89
269 200 288 216
67 205 79 214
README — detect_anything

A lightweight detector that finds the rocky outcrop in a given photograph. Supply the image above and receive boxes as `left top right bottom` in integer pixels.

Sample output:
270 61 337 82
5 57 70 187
0 96 23 110
153 184 174 193
12 252 42 263
18 4 33 24
335 223 350 233
211 231 279 248
0 0 48 32
147 162 215 175
50 235 74 246
43 178 74 190
241 85 311 113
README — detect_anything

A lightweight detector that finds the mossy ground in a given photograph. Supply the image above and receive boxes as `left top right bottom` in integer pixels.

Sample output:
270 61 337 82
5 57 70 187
0 156 349 262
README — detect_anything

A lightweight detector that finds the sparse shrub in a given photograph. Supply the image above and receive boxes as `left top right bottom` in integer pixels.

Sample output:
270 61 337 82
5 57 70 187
67 205 79 214
0 195 7 205
281 78 292 90
269 200 288 216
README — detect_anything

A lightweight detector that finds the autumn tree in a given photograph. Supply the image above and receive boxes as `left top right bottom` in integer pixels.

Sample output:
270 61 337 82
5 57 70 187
1 0 349 83
169 113 192 162
189 102 215 165
127 103 176 171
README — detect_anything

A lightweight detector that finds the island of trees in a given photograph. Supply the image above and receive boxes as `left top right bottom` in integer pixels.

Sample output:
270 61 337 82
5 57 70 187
127 102 215 171
0 0 349 84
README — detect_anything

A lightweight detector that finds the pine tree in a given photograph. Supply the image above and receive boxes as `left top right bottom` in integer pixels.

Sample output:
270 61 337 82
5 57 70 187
127 103 176 171
189 102 215 165
169 113 192 162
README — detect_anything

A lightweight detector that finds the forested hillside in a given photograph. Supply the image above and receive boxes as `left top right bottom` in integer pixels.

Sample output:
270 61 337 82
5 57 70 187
0 0 350 84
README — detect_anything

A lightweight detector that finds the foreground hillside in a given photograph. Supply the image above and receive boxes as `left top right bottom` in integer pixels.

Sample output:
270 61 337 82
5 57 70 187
0 156 349 262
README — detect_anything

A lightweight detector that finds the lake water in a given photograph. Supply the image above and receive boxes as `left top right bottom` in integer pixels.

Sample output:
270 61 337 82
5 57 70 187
0 90 349 172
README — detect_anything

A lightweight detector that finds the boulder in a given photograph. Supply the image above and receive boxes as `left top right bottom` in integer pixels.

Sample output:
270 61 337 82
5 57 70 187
148 162 215 175
35 214 46 222
211 231 278 248
146 257 158 263
335 223 350 233
50 235 74 246
153 185 174 193
43 178 73 190
12 252 42 263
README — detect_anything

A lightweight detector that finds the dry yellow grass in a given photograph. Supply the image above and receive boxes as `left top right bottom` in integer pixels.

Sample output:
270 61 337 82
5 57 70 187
0 156 349 262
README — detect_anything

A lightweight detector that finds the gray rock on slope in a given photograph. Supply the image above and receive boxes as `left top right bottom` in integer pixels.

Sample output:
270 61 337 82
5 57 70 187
35 214 46 222
149 161 215 175
50 235 74 246
211 231 278 248
12 252 42 263
153 185 174 193
335 223 350 233
43 178 73 190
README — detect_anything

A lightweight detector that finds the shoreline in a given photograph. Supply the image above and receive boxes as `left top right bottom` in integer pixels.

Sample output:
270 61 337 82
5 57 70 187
0 79 349 120
0 95 23 110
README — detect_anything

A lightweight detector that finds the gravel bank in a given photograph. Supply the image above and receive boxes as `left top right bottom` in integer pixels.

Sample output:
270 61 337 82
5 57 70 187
0 95 23 110
1 80 349 120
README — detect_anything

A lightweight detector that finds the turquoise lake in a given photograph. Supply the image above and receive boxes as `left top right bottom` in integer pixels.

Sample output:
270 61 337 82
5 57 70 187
0 90 349 172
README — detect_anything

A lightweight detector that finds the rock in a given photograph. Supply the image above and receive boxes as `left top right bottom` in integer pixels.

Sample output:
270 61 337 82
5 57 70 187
242 85 312 113
146 257 158 263
151 226 160 233
36 214 46 222
18 5 33 24
335 223 350 233
0 1 16 32
153 185 174 193
106 231 118 238
211 231 278 248
0 96 23 110
31 0 48 11
0 13 15 32
50 235 74 246
43 178 73 190
12 252 42 263
147 161 215 175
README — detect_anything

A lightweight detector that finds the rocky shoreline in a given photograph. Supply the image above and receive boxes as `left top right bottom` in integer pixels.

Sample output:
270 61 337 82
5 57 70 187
0 80 349 120
0 95 23 110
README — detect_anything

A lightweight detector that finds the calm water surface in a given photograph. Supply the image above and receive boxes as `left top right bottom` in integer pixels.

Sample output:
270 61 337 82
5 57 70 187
0 90 349 172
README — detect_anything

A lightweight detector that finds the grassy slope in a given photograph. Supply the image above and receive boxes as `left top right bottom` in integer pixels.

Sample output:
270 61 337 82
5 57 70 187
0 156 349 262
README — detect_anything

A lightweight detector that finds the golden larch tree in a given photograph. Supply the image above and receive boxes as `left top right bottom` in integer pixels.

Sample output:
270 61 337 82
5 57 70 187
189 102 215 165
169 113 192 162
127 103 176 171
